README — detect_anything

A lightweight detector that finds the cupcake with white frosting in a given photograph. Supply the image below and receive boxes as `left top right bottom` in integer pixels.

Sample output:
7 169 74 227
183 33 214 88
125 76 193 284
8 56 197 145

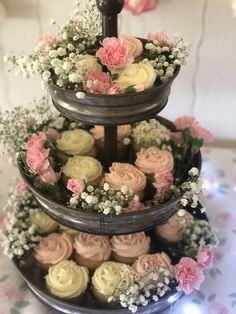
30 209 58 235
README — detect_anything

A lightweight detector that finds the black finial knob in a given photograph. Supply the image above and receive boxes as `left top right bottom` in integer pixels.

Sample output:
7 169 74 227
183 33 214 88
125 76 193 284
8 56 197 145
96 0 124 16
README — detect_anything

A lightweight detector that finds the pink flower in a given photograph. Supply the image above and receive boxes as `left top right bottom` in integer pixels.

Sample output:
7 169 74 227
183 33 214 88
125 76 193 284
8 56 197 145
39 166 61 184
46 128 61 142
174 257 204 294
67 179 85 195
124 0 159 15
107 85 124 95
26 147 50 174
134 84 145 92
197 247 214 269
83 69 113 94
207 302 229 314
16 181 28 193
154 169 173 198
169 131 184 144
148 30 174 48
174 115 214 144
35 34 55 56
123 201 145 213
1 286 16 300
26 132 47 151
96 37 134 69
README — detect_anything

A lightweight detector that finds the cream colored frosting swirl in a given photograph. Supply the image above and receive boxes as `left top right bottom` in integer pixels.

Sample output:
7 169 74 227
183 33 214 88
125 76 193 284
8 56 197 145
111 232 150 258
30 210 58 234
46 260 89 299
62 156 103 183
119 35 143 58
114 61 156 89
92 262 134 299
132 253 172 276
34 233 73 265
135 147 174 175
74 232 111 262
105 163 146 192
156 211 194 242
90 125 131 142
56 129 94 155
59 224 79 237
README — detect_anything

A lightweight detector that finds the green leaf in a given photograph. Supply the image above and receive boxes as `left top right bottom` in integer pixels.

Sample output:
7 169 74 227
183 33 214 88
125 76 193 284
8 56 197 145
215 268 222 275
192 299 202 305
10 309 20 314
196 290 205 301
14 301 30 309
208 293 216 302
0 274 9 283
233 230 236 234
232 300 236 308
209 269 216 279
125 85 137 93
229 293 236 298
219 238 226 246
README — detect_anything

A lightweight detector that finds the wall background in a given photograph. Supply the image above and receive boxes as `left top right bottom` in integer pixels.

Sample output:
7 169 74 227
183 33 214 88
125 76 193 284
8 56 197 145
0 0 235 141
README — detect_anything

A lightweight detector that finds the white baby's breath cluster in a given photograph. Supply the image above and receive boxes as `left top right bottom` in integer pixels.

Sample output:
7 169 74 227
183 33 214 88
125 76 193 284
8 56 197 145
145 35 189 83
131 119 171 150
0 187 41 259
69 183 138 215
109 266 174 313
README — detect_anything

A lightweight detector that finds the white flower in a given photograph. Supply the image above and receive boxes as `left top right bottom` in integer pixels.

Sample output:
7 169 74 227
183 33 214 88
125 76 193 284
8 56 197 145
103 207 111 215
123 137 131 145
121 185 129 194
76 92 85 99
103 183 110 191
128 305 138 313
189 167 199 177
57 47 66 56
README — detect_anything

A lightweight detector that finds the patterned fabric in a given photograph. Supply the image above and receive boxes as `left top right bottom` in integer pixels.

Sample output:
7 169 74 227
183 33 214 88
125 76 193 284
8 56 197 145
0 147 235 313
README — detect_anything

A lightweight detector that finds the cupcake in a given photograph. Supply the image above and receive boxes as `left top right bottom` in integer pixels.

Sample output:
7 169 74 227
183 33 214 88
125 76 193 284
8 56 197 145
46 260 89 300
56 129 97 162
132 252 172 276
74 232 111 271
92 261 134 304
62 155 103 186
90 125 131 161
34 233 73 271
111 232 150 264
105 163 146 200
30 209 58 235
155 211 194 244
135 146 174 175
59 224 79 238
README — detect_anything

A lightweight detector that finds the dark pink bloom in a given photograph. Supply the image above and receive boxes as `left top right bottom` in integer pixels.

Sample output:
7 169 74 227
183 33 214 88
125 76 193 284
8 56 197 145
107 85 124 95
148 30 174 48
96 37 133 69
39 166 61 184
26 132 47 151
154 169 173 198
83 69 112 94
46 128 61 142
124 0 159 15
35 34 55 56
26 147 50 174
16 181 28 193
197 247 214 269
67 179 85 195
123 201 145 213
174 257 204 294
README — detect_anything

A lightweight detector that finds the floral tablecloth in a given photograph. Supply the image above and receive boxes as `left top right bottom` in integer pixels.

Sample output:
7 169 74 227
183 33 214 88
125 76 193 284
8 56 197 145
0 146 235 314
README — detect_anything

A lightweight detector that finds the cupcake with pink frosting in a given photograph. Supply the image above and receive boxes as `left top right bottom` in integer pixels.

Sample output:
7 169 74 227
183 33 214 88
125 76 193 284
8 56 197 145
90 125 131 161
74 232 111 271
34 233 73 271
132 252 172 276
155 211 194 244
105 162 146 200
111 232 150 264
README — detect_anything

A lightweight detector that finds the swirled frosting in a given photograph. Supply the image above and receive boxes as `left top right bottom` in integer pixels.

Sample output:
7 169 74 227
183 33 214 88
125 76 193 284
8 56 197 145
135 147 174 175
34 233 73 265
56 129 95 155
105 163 146 192
111 232 150 258
90 125 131 142
62 156 103 183
132 253 172 276
119 35 143 58
92 261 134 299
30 209 58 234
46 260 89 299
156 211 194 242
74 232 111 262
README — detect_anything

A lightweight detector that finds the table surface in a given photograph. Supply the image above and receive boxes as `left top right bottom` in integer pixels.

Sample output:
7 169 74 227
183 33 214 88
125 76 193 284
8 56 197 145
0 147 235 314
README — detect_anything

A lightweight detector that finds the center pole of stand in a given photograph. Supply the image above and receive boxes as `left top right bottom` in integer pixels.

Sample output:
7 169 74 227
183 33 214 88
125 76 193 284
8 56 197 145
96 0 124 169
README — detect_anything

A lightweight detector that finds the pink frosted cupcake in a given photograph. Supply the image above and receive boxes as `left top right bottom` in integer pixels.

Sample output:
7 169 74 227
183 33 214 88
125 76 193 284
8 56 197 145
90 125 131 161
111 232 150 264
105 163 146 200
34 233 73 271
74 232 111 271
132 252 172 276
135 146 174 175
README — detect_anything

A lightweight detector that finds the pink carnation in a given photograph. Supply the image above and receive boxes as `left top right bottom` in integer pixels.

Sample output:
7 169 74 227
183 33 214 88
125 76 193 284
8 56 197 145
96 37 134 69
16 181 28 193
123 201 145 213
174 115 214 144
26 132 47 151
26 148 50 174
83 69 112 94
39 166 61 184
148 30 174 48
46 128 61 142
174 257 205 294
124 0 159 15
197 247 214 269
67 179 85 195
154 169 173 198
107 85 124 95
35 34 55 56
